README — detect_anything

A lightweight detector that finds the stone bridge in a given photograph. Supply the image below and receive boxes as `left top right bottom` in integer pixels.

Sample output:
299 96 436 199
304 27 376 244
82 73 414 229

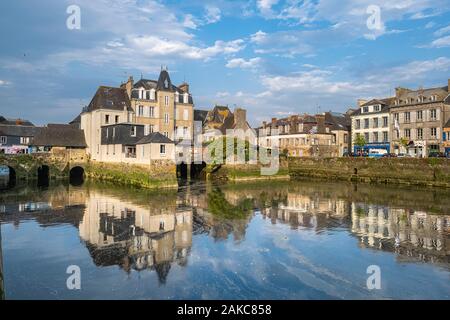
0 148 87 181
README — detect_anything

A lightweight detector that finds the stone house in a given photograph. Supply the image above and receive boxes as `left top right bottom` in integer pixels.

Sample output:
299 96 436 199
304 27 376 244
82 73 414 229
389 81 450 156
0 116 40 154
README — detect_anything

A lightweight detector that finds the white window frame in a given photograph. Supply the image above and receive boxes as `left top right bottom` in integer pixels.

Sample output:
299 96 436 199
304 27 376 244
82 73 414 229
164 113 169 124
165 96 169 106
0 136 6 144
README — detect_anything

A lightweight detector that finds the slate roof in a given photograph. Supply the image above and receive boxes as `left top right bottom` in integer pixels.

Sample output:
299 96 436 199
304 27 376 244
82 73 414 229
32 124 87 147
136 132 173 145
0 116 34 126
325 112 351 131
395 86 449 106
194 110 208 123
0 124 41 137
85 86 132 112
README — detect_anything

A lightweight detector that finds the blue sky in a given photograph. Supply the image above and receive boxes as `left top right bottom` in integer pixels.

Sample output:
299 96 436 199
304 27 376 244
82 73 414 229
0 0 450 126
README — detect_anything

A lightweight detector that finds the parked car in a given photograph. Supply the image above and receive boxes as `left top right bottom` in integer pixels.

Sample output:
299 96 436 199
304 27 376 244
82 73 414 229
382 153 398 158
368 149 388 158
396 153 411 158
428 152 446 158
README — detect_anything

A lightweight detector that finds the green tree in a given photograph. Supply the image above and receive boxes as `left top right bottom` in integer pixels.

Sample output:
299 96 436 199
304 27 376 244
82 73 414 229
354 134 366 148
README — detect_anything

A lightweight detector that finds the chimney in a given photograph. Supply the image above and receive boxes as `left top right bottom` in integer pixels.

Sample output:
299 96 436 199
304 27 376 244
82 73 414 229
395 87 410 98
262 121 267 127
315 114 325 133
234 108 247 129
179 82 189 93
357 99 367 107
271 117 277 124
124 76 133 98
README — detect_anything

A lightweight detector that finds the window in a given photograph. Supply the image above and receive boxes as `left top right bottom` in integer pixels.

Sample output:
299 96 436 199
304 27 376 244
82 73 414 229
373 118 379 128
105 115 110 124
149 107 155 118
417 110 423 121
160 144 166 154
364 119 369 129
404 112 410 123
430 127 437 138
363 106 369 113
163 131 169 138
106 128 109 138
394 113 399 122
164 113 169 124
150 89 155 100
374 105 380 112
355 119 361 129
382 131 388 142
149 125 154 133
417 128 423 140
364 133 369 142
183 109 189 120
383 116 388 127
344 134 348 143
0 136 6 144
164 96 169 106
115 115 119 123
404 129 411 138
183 93 189 104
138 105 144 116
373 132 379 142
131 126 136 137
430 109 437 121
20 137 30 144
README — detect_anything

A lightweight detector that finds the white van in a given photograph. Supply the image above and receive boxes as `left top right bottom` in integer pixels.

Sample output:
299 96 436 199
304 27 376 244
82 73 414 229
368 149 387 158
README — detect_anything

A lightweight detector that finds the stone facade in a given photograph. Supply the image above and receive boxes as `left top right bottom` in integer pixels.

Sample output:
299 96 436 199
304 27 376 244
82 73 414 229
390 84 450 156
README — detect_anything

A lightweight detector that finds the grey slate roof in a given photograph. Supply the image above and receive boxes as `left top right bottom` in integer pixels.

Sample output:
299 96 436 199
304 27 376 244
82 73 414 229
85 86 132 112
0 116 34 126
32 124 87 147
0 124 41 137
194 110 208 123
136 132 173 145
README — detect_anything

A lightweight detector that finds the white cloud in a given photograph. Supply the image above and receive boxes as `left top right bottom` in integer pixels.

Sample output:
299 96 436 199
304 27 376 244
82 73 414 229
429 35 450 48
216 91 230 98
0 80 11 86
226 57 262 69
183 14 198 30
434 25 450 37
205 6 222 24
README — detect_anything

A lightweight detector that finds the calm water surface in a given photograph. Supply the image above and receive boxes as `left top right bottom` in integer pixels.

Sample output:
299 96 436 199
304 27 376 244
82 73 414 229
0 179 449 300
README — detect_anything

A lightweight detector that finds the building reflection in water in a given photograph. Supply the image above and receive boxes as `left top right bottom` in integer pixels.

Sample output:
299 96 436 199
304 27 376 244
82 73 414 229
78 190 192 283
0 181 449 287
351 204 449 263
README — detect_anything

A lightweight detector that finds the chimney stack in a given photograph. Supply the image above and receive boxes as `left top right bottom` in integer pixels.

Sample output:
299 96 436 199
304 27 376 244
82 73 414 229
179 82 189 93
123 76 134 98
234 108 247 129
357 99 367 107
315 114 325 133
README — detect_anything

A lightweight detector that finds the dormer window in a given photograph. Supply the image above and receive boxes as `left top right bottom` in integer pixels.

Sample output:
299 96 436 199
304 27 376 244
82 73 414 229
363 106 369 113
164 79 169 89
150 88 155 100
374 105 380 112
130 126 136 137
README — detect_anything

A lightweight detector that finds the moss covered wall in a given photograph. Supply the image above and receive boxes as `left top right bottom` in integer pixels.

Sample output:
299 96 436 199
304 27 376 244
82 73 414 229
207 160 290 182
85 161 178 189
289 157 450 188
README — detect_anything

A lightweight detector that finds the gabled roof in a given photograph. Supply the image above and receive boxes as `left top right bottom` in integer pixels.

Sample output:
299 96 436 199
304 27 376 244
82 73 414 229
136 132 173 145
85 86 132 112
360 99 388 107
32 124 87 148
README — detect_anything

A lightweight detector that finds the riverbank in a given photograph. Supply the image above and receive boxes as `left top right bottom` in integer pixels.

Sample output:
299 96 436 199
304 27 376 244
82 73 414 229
289 157 450 188
206 162 290 182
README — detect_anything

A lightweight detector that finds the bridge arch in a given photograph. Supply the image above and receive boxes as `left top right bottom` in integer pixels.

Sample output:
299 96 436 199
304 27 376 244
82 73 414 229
69 166 85 186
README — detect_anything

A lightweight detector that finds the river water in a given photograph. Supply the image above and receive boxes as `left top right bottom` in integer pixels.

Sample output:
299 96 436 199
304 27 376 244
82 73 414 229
0 180 449 300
